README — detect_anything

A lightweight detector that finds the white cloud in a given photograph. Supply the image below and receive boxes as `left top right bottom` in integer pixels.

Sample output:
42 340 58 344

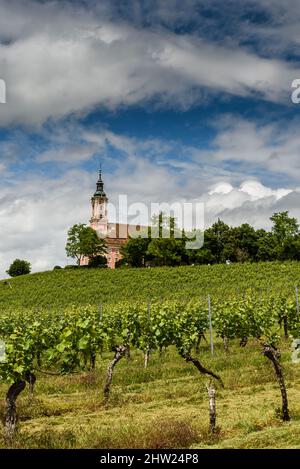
0 0 299 126
0 170 92 278
200 116 300 180
238 180 291 200
209 182 234 195
202 179 294 227
37 144 96 163
204 188 300 230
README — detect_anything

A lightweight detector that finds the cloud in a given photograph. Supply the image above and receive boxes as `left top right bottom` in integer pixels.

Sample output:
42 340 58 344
0 169 92 278
204 186 300 230
209 182 234 195
37 144 96 163
202 179 294 227
238 180 291 200
0 0 299 126
198 116 300 181
70 115 300 185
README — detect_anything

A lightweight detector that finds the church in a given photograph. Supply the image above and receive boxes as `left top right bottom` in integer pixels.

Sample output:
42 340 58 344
80 170 141 269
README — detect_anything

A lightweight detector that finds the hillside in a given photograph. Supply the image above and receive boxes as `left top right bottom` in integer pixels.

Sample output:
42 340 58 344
1 261 300 449
1 261 300 311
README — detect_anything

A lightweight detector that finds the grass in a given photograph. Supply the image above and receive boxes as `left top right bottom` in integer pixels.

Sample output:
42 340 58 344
1 336 300 449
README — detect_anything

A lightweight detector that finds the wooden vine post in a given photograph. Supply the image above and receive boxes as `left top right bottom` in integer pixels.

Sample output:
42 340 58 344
208 295 214 357
206 380 217 433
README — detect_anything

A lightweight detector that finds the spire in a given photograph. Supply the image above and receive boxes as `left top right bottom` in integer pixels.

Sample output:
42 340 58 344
94 164 106 197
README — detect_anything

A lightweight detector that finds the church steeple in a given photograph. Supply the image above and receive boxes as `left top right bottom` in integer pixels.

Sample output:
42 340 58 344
94 167 106 197
90 166 108 236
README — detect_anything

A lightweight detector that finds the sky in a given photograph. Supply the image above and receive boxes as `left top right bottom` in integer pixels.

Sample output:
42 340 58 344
1 0 300 276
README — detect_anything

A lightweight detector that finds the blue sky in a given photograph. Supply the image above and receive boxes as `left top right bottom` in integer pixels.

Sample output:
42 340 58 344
1 0 300 275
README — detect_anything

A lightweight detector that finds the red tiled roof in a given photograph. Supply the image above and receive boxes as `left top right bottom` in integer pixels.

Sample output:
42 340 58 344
107 223 148 240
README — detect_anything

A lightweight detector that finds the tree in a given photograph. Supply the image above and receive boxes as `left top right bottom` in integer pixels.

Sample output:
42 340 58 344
6 259 31 277
88 255 107 268
145 213 187 266
187 246 215 265
204 219 231 263
232 224 259 261
281 235 300 261
217 223 260 263
66 224 106 265
270 211 299 246
121 237 151 267
147 238 186 266
255 230 276 261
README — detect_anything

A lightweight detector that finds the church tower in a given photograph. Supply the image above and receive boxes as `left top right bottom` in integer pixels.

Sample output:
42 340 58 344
90 169 108 237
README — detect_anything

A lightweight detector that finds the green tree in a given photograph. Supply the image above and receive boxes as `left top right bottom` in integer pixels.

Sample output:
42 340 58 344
205 219 232 263
147 238 186 266
256 230 277 261
270 211 299 246
229 224 259 262
6 259 31 277
281 235 300 261
187 246 215 265
121 237 151 267
146 213 187 266
66 224 106 265
88 255 108 268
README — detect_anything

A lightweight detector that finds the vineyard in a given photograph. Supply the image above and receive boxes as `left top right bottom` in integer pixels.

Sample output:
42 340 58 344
1 261 300 310
1 262 300 448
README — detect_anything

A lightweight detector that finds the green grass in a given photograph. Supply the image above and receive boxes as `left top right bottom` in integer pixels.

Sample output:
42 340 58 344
1 337 300 449
1 261 300 311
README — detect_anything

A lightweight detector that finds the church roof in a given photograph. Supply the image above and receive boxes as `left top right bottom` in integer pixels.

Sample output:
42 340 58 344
107 223 149 240
93 169 106 197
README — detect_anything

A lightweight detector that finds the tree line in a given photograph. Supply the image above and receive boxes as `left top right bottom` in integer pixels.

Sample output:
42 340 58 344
64 210 300 269
119 211 300 267
5 210 300 277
